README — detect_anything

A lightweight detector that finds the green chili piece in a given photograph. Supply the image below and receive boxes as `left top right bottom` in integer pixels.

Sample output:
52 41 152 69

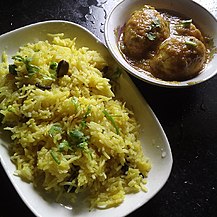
69 129 84 141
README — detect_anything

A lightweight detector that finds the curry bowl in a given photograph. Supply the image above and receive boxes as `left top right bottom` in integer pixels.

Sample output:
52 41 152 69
104 0 217 87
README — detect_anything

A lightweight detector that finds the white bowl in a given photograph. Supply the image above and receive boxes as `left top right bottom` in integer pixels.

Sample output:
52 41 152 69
104 0 217 87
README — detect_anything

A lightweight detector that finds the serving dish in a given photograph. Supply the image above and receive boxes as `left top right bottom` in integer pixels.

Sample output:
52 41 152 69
0 20 172 217
104 0 217 88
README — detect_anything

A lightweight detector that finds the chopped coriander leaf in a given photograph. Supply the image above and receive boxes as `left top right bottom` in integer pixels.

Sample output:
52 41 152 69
24 57 32 64
80 105 91 129
151 18 161 28
69 131 91 157
69 129 85 144
69 129 89 150
103 110 119 135
146 32 156 41
80 120 86 130
49 124 62 137
58 140 72 152
77 142 88 149
70 129 84 139
50 149 61 164
84 105 91 119
12 55 40 75
26 64 40 75
71 96 79 113
145 18 161 42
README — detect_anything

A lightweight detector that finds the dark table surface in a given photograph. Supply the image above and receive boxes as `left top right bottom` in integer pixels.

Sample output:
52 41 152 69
0 0 217 217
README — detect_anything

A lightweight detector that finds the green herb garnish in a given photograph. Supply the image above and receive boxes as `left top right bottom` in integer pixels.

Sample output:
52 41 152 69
68 129 92 158
146 18 161 41
26 64 40 75
185 40 197 47
50 149 61 164
181 19 192 28
11 55 40 75
58 140 72 152
77 142 88 149
12 55 24 62
80 105 91 129
71 96 79 113
103 110 119 135
151 18 161 29
49 124 62 137
69 129 89 151
49 62 58 70
146 32 156 41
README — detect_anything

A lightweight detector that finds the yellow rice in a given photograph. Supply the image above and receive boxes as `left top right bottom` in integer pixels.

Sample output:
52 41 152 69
0 34 151 209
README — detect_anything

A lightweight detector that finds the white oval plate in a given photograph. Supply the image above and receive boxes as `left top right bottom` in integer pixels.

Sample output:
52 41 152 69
104 0 217 88
0 20 172 217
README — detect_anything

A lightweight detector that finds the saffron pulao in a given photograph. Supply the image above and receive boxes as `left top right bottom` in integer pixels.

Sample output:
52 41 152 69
0 34 151 208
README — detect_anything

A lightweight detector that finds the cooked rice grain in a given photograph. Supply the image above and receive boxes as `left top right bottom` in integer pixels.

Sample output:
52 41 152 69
0 34 151 209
